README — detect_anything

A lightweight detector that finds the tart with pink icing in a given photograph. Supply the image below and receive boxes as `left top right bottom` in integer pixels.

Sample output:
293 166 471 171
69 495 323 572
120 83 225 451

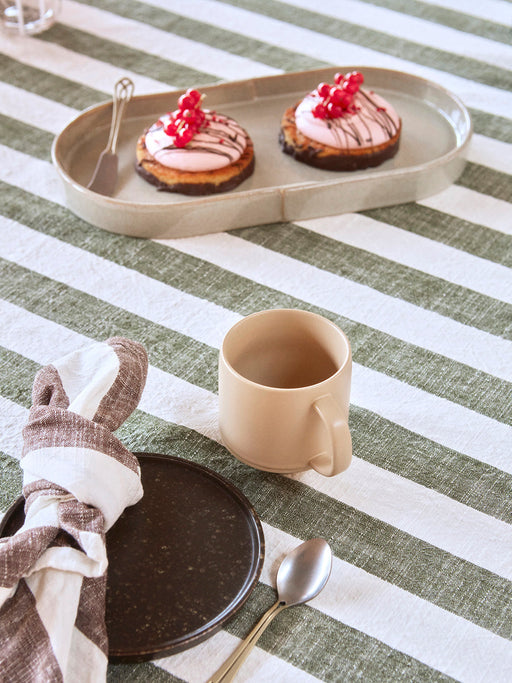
279 71 401 171
136 88 254 195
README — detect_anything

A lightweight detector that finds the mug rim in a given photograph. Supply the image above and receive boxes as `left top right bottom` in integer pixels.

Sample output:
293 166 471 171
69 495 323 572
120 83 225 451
220 308 351 391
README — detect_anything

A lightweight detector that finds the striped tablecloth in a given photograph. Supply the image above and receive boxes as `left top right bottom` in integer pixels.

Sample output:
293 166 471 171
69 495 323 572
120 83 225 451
1 1 511 681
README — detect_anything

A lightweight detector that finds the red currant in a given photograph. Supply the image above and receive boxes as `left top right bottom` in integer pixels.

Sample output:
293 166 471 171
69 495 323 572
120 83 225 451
342 80 359 95
178 94 195 110
348 71 364 85
328 87 344 104
312 103 328 119
175 126 194 147
340 91 353 109
164 120 178 135
178 88 203 110
181 108 197 121
334 72 344 85
317 82 331 98
327 102 344 118
186 88 201 105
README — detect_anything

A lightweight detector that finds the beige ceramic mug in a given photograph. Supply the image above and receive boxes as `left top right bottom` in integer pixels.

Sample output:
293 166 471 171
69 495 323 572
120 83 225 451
218 309 352 477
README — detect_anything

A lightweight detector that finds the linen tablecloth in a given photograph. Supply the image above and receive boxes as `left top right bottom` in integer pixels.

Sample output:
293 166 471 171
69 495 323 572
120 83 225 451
0 1 510 681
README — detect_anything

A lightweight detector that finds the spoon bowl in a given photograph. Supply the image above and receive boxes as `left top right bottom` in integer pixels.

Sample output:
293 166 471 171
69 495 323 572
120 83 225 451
277 537 332 606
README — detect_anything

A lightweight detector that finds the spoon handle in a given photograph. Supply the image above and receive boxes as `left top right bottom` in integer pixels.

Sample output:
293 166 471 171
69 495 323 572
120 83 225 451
106 77 134 154
207 600 286 683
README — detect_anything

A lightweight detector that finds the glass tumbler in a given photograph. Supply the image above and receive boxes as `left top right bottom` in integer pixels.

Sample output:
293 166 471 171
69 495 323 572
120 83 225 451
2 0 61 35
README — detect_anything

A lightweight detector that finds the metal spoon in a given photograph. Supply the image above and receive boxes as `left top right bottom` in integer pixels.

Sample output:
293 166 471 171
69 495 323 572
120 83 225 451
87 77 134 196
208 538 332 683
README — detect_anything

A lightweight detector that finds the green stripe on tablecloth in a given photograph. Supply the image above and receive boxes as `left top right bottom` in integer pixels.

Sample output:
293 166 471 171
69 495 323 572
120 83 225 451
355 0 512 44
0 347 39 406
216 0 512 91
469 109 512 145
349 405 512 524
0 116 53 162
0 186 510 424
73 0 326 73
0 451 22 512
232 223 512 340
121 406 512 527
0 56 105 109
1 364 511 642
39 24 220 88
364 204 512 268
225 583 455 682
1 270 511 526
458 163 512 203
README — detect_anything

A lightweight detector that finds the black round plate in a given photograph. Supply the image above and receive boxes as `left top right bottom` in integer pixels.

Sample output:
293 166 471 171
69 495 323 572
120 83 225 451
0 453 265 662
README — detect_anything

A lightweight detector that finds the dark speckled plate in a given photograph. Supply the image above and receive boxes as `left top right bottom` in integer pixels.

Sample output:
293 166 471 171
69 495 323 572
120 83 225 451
0 453 265 662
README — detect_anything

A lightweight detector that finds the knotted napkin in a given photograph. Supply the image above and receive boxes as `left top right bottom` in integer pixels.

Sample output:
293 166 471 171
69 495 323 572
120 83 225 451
0 337 148 682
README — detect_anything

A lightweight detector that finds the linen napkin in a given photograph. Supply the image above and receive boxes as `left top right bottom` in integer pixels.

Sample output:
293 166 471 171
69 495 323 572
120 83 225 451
0 337 148 682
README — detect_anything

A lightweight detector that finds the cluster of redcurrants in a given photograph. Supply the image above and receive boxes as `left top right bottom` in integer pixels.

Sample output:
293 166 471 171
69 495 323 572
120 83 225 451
164 88 206 147
312 71 364 120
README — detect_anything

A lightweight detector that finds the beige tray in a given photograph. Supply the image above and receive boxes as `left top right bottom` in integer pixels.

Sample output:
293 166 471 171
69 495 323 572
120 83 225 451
51 67 472 239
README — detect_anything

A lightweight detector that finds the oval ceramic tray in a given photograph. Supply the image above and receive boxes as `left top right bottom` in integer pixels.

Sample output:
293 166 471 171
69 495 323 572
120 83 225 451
0 453 265 662
51 66 472 239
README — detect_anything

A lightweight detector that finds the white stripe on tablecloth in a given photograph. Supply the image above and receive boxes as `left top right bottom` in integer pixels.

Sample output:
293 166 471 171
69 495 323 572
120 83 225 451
0 146 65 205
296 456 512 579
297 213 512 303
0 395 26 459
467 134 512 174
418 0 512 25
350 363 510 473
0 82 78 135
419 185 512 235
0 303 511 580
0 226 510 468
0 226 237 349
158 232 512 381
256 524 512 683
157 624 320 683
60 0 280 82
0 34 171 97
273 0 512 68
135 0 511 118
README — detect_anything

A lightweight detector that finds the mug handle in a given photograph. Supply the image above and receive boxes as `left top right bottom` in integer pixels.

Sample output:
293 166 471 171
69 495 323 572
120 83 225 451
309 394 352 477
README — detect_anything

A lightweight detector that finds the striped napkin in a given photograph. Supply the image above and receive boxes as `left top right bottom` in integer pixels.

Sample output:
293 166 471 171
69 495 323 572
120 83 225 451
0 337 148 682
